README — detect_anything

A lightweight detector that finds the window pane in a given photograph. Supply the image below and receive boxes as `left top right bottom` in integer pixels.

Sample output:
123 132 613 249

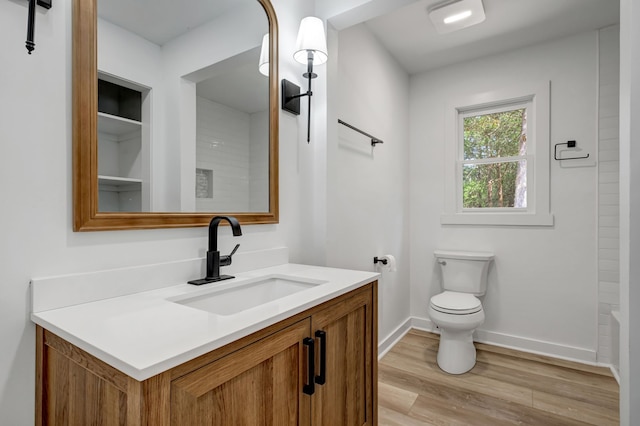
463 108 526 160
463 160 527 208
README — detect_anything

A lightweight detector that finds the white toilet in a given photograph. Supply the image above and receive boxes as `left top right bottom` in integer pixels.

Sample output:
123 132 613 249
429 250 494 374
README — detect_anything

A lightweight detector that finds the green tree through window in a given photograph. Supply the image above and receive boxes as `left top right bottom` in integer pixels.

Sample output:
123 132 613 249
462 108 527 208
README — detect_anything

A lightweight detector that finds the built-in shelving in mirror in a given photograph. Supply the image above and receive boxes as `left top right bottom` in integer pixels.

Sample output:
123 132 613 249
73 0 279 231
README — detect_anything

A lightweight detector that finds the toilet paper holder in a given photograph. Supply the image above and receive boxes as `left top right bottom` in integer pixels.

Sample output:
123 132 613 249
373 256 388 265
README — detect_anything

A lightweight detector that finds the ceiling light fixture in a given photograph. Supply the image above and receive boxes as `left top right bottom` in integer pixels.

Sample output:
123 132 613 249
443 10 472 24
428 0 485 34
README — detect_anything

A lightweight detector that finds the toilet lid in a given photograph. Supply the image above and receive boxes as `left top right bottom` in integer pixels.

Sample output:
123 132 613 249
430 291 482 314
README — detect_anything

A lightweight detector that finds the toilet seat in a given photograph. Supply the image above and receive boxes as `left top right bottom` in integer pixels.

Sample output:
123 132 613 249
430 291 482 315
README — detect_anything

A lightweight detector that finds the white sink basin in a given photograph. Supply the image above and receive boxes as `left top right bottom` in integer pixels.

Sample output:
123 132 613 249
172 275 327 316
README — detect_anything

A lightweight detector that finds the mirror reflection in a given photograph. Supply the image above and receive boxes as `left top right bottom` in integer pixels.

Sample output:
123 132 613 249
194 48 269 213
96 0 269 213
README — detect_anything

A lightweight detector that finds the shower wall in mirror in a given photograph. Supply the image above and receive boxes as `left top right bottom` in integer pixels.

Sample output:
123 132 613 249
194 50 269 213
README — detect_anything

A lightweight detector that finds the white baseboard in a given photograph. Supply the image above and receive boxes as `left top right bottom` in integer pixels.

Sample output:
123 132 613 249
610 310 621 384
378 317 438 360
473 329 598 365
381 316 601 367
378 318 412 360
410 316 437 333
611 364 621 384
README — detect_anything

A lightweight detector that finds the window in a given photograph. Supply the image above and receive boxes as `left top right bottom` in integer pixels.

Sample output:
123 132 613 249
441 82 553 226
461 104 528 209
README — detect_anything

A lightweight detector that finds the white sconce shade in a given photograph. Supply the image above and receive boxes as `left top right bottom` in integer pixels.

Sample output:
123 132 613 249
293 17 328 65
428 0 485 34
258 33 269 76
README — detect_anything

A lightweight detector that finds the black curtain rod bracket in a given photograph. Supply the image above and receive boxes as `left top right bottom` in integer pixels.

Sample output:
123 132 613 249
338 119 384 147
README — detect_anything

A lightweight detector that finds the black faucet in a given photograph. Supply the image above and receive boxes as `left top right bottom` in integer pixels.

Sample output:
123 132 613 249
188 216 242 285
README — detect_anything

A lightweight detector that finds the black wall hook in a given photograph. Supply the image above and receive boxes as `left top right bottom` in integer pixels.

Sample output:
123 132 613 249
554 140 590 161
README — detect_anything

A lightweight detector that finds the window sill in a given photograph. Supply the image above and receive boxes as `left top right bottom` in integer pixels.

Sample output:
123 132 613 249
440 212 554 226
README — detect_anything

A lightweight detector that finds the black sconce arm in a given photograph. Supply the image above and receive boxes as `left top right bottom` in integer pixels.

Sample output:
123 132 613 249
25 0 52 54
281 50 318 143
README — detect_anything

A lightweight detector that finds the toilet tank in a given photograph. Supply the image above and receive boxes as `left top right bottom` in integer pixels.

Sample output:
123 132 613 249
434 250 494 295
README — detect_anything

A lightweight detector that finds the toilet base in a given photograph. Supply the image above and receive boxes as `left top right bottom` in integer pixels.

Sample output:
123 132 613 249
436 328 477 374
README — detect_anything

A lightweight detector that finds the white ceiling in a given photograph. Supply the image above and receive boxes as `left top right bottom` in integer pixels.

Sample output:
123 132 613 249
99 0 267 114
98 0 254 45
195 47 269 114
363 0 620 74
98 0 619 111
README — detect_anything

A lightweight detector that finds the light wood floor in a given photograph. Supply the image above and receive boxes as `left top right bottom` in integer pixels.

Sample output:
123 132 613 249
378 330 619 426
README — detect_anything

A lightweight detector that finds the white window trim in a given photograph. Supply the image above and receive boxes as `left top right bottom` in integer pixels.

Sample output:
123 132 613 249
441 81 554 226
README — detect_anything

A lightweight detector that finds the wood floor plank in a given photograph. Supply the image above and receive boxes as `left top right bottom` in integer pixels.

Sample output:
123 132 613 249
397 332 618 395
470 357 619 411
378 330 620 426
402 331 441 348
379 405 437 426
407 330 613 378
474 342 615 377
400 332 615 387
380 363 594 426
378 381 419 414
407 394 508 426
532 390 619 426
409 393 595 426
474 350 619 392
381 345 534 406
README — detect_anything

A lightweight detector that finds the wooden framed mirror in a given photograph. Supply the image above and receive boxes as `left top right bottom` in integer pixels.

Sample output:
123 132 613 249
73 0 279 231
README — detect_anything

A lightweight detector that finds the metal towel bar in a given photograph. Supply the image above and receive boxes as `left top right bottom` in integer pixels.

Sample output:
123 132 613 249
338 119 384 147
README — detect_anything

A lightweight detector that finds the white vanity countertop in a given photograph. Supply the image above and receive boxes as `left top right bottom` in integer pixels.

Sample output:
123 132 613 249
31 263 379 381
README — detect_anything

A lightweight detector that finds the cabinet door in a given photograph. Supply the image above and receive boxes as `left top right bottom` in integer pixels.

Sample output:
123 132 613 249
170 319 312 425
311 288 375 426
37 328 137 426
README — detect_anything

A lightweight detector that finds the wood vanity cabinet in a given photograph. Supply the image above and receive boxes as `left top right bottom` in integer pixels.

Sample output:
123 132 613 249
170 318 311 425
36 281 377 426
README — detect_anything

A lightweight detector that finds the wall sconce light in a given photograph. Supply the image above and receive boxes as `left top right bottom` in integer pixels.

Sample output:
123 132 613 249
25 0 52 54
281 16 328 143
258 33 269 76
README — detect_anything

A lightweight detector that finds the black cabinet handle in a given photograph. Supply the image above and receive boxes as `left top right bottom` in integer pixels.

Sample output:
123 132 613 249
303 337 315 395
315 330 326 385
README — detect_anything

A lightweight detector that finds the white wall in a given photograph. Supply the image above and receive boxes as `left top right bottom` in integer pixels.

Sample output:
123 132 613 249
409 32 600 361
0 0 316 423
597 25 621 364
327 24 411 345
161 3 268 211
98 18 164 210
100 9 270 212
619 0 640 422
